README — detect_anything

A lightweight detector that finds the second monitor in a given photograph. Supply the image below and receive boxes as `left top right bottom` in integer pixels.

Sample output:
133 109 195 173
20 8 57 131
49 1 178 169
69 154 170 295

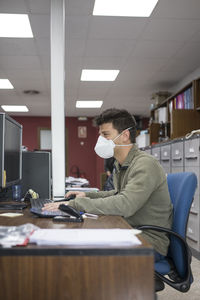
22 151 51 199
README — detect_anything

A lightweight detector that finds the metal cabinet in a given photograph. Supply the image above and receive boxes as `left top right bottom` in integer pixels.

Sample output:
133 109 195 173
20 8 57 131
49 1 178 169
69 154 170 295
187 213 200 251
171 140 184 173
160 143 171 175
184 136 200 253
184 138 200 167
142 137 200 257
151 146 160 162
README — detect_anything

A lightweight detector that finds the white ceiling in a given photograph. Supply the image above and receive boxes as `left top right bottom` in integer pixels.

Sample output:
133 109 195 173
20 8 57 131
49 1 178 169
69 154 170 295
0 0 200 117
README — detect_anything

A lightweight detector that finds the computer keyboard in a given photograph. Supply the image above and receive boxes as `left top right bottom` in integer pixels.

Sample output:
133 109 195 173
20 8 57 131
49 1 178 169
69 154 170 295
30 198 53 209
30 198 70 218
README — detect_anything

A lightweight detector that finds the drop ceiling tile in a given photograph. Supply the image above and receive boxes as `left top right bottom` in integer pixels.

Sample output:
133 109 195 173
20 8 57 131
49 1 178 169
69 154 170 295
5 69 44 80
152 0 200 19
161 57 200 74
191 30 200 42
67 39 86 57
66 16 90 40
0 0 28 13
88 17 148 40
0 56 41 69
83 56 126 69
0 90 17 98
78 82 111 98
141 19 200 42
11 78 46 92
0 39 37 56
66 0 94 16
131 40 183 59
122 57 168 79
35 38 50 56
85 39 137 57
174 42 200 59
28 0 50 14
29 15 50 38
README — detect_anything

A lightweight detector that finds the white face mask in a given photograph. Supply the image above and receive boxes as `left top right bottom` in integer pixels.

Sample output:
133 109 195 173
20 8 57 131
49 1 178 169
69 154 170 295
94 127 133 159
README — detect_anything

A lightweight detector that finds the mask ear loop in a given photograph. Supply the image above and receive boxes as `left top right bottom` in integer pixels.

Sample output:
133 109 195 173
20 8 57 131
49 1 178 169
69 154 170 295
113 127 133 146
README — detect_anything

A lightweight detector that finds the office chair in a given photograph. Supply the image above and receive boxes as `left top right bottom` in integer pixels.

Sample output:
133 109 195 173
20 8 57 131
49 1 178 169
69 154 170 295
137 172 197 293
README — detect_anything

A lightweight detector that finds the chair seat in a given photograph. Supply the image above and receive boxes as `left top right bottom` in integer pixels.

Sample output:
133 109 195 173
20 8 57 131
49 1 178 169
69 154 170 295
155 259 171 275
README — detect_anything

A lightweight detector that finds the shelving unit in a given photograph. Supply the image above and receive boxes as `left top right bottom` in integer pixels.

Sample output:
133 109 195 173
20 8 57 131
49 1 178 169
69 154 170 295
150 78 200 144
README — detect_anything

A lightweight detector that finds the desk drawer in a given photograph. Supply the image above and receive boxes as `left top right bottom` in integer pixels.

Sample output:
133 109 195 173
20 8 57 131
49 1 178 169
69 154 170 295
161 166 170 176
187 213 200 242
187 237 200 251
161 145 171 162
190 192 199 214
152 147 160 162
171 141 184 167
184 138 200 167
171 166 184 173
184 166 199 213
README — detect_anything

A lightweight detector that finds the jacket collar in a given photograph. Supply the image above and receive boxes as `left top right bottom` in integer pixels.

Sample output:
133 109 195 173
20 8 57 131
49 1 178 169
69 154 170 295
114 144 139 172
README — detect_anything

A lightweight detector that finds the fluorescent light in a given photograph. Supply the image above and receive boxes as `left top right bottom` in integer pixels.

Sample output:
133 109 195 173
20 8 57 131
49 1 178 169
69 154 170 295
0 79 14 89
0 14 33 38
81 70 119 81
93 0 159 17
1 105 29 112
76 101 103 108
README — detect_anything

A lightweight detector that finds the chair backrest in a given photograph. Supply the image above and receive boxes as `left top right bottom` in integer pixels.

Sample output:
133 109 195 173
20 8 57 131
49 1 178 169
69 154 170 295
167 172 197 278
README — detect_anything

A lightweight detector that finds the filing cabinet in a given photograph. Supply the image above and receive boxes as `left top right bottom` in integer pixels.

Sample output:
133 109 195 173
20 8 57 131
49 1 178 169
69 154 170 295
160 143 171 175
151 145 161 162
184 137 199 167
184 136 200 253
171 139 184 173
187 212 200 251
143 135 200 258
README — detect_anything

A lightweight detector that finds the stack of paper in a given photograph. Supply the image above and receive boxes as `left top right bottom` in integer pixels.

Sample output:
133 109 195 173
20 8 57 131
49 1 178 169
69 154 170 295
29 229 141 246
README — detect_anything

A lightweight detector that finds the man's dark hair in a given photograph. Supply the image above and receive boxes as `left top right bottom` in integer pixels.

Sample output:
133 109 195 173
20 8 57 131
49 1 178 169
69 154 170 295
94 108 137 143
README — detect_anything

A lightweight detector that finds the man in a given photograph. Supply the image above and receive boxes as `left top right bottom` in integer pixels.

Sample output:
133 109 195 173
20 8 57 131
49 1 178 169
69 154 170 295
44 108 173 258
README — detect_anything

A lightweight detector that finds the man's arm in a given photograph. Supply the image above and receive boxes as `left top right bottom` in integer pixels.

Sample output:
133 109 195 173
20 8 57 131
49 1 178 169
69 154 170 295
68 157 165 216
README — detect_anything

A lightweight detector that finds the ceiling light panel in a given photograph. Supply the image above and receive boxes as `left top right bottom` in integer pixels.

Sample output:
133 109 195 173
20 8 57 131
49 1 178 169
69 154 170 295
0 14 33 38
0 79 14 89
1 105 29 112
93 0 159 17
81 69 119 81
76 101 103 108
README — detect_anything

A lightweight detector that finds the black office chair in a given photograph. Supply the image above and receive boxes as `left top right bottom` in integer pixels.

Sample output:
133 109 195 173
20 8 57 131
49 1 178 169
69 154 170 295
137 172 197 293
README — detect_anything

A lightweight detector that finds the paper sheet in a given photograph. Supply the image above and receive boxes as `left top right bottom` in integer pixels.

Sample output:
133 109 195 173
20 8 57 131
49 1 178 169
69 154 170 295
29 228 141 246
0 212 23 217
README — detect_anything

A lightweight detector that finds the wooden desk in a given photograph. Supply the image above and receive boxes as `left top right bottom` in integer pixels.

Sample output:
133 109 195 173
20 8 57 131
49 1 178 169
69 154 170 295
0 208 154 300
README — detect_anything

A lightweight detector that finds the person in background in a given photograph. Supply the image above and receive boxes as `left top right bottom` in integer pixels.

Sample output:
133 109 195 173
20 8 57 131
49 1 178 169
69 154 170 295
104 157 115 191
44 108 173 261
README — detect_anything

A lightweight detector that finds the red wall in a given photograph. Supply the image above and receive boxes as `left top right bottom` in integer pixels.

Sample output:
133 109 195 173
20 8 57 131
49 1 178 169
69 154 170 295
13 116 104 189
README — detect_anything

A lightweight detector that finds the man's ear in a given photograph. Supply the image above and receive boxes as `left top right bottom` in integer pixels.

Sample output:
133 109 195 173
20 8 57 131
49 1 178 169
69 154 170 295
122 129 131 142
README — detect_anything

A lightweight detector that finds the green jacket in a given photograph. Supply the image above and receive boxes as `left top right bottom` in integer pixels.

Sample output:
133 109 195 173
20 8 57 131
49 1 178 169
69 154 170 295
68 146 173 255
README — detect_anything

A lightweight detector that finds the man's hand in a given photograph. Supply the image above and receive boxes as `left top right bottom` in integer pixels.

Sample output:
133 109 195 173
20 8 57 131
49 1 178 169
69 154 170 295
65 191 86 198
42 191 86 211
42 201 67 211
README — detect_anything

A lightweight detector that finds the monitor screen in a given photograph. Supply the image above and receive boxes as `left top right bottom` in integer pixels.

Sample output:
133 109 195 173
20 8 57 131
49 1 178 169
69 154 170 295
0 113 22 188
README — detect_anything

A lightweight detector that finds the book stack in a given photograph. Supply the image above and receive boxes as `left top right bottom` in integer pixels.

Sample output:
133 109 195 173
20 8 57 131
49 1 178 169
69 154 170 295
169 87 193 113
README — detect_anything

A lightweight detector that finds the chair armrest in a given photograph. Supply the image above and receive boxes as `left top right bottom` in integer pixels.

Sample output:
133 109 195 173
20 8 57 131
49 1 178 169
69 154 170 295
136 225 193 293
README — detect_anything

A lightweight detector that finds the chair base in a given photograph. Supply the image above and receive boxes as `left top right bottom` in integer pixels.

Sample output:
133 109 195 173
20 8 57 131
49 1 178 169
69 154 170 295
155 276 165 292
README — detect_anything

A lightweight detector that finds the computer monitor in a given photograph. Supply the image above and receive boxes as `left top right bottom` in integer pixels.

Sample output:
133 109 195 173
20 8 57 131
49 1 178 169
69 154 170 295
22 151 52 199
0 113 22 188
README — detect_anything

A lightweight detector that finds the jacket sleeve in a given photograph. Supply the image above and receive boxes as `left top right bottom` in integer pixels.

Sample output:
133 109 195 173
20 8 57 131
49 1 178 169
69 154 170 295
85 189 116 198
68 157 166 217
